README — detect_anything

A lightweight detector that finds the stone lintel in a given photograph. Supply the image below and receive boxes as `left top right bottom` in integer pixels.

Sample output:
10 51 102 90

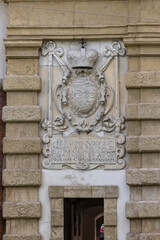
49 186 118 198
3 202 41 219
127 233 160 240
126 201 160 219
3 169 41 187
3 75 41 92
126 103 160 120
3 137 41 154
3 234 42 240
126 71 160 89
3 106 41 122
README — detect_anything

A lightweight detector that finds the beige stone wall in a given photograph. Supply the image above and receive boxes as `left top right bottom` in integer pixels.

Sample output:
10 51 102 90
3 0 160 239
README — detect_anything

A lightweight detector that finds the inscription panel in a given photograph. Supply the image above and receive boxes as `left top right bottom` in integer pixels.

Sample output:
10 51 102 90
42 134 125 170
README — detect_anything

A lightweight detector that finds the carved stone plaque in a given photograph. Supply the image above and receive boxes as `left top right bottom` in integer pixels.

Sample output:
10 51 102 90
40 40 127 170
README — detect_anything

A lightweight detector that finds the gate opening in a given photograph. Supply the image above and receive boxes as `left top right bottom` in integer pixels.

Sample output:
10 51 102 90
64 198 104 240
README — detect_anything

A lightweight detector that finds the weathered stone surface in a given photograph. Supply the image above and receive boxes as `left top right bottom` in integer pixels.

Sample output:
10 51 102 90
126 71 160 88
64 186 92 198
104 210 117 226
3 234 42 240
49 186 118 199
3 75 41 91
7 59 38 75
3 169 41 187
126 104 138 119
126 136 139 153
51 199 63 211
92 186 118 198
3 202 41 219
51 226 63 240
3 106 41 122
104 226 116 240
51 211 64 227
139 136 160 152
126 201 160 219
3 137 41 154
49 187 64 198
127 136 160 153
126 103 160 120
127 169 160 186
7 92 38 106
127 233 160 240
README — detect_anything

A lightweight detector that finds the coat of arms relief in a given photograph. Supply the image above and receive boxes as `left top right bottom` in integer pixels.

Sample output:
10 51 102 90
40 40 126 170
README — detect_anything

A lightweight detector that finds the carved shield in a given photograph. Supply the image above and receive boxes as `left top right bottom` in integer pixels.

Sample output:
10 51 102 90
68 74 100 118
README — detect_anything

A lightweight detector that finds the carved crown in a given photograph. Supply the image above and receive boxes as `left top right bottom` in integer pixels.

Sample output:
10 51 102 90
67 47 98 68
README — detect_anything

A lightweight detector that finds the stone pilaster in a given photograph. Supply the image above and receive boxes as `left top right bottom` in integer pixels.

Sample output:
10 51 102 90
2 39 42 240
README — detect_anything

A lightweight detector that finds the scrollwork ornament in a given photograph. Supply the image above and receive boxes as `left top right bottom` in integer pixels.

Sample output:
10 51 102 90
102 41 126 58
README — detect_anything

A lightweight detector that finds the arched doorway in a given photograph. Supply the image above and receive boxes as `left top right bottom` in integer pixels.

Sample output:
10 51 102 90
95 213 104 240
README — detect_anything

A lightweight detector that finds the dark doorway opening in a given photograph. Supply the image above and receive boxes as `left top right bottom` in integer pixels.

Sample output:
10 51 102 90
64 198 104 240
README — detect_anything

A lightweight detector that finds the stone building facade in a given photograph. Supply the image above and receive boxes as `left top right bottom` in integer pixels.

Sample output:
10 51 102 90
1 0 160 240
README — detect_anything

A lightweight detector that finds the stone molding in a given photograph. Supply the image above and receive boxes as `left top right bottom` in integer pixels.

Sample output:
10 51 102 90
126 169 160 186
49 186 118 240
3 169 41 186
126 71 160 89
3 234 42 240
2 106 41 122
3 202 41 219
3 137 41 154
126 103 160 120
3 75 41 92
126 201 160 219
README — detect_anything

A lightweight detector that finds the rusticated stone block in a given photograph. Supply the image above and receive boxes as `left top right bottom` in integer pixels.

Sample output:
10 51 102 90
3 169 41 186
138 103 160 119
3 202 41 219
126 71 160 88
64 186 92 198
3 137 41 154
127 136 160 153
104 210 117 226
126 201 160 219
126 136 139 153
3 106 41 122
92 186 118 198
127 233 160 240
51 211 64 226
139 136 160 152
3 234 42 240
126 103 160 120
127 169 160 185
3 75 41 91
